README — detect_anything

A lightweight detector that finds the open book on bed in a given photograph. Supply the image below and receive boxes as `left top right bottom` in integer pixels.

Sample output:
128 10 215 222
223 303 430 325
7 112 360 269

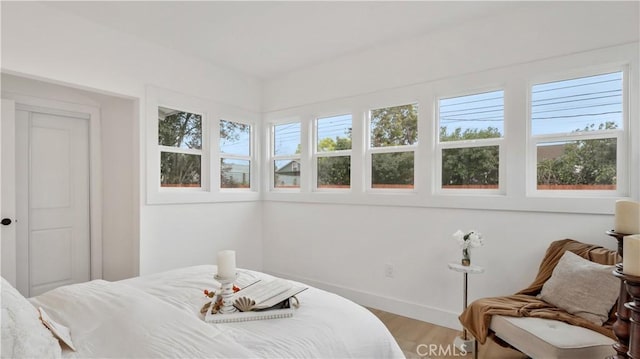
204 278 307 323
233 278 307 311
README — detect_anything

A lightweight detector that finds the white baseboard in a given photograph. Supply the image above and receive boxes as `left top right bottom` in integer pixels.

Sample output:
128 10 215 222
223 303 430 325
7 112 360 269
266 270 462 331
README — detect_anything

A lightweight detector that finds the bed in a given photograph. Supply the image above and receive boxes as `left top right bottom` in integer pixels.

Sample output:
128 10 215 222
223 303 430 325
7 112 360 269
2 265 404 358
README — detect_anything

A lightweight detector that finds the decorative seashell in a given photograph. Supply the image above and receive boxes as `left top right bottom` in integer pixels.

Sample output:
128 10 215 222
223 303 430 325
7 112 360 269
234 296 256 312
200 301 212 314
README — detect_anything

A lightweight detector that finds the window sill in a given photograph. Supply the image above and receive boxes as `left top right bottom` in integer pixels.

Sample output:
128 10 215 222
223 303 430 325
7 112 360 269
262 190 624 215
147 191 260 205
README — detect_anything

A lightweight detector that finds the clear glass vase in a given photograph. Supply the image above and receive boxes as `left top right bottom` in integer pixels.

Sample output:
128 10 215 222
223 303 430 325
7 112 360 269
462 247 471 266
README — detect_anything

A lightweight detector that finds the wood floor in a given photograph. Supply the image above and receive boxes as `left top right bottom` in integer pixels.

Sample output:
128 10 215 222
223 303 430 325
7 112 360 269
368 308 527 359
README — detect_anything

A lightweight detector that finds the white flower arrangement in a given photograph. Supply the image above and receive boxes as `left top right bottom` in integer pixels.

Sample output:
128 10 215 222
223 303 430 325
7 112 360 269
453 230 484 249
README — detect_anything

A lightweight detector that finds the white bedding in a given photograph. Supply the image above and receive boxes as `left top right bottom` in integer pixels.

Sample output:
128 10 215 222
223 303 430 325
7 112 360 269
1 277 61 359
29 265 404 358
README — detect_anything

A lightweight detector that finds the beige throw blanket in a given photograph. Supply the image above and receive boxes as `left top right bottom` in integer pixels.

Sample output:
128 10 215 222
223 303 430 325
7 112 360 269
459 239 619 344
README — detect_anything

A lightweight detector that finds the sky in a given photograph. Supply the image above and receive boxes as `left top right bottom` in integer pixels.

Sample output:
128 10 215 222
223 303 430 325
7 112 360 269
219 120 251 156
530 71 622 135
274 122 302 156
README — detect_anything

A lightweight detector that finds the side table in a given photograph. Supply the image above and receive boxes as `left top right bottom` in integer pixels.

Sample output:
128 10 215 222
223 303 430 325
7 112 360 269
448 262 485 358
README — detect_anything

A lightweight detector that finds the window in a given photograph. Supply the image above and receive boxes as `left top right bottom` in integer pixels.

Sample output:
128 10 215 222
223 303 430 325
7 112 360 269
315 114 352 189
158 106 203 188
219 119 251 189
272 122 301 189
438 90 503 190
531 71 623 191
368 103 418 189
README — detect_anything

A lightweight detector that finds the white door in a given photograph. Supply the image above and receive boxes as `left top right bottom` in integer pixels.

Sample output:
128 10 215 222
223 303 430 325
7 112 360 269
4 106 91 296
1 99 16 285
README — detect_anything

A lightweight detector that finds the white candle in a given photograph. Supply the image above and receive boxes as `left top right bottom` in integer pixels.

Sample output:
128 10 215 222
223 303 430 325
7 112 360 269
217 250 236 279
615 200 640 234
623 235 640 276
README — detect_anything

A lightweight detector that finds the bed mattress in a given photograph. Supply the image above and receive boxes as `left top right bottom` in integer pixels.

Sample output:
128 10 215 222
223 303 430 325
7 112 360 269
28 265 404 358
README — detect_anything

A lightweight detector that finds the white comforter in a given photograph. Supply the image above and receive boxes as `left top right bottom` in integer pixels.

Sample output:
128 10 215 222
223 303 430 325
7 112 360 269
30 266 404 358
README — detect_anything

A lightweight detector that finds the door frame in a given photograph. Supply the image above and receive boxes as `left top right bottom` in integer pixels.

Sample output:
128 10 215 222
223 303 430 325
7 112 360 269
3 92 103 286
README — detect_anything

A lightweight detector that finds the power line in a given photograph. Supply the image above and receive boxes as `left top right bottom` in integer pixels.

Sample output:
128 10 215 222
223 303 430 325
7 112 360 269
439 108 504 118
532 77 621 94
439 90 504 107
274 123 300 131
532 101 622 115
440 103 503 115
275 130 301 136
441 118 504 123
532 90 621 104
531 111 622 120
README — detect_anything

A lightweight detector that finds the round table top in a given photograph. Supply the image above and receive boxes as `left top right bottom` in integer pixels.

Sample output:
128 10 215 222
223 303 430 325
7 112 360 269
448 262 485 274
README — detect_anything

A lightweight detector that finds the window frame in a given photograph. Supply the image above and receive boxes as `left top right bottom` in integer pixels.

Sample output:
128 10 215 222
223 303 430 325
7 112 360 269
146 86 260 204
157 105 208 192
434 88 506 195
526 66 629 197
313 113 353 191
270 120 302 192
365 101 419 192
260 44 637 213
218 118 255 192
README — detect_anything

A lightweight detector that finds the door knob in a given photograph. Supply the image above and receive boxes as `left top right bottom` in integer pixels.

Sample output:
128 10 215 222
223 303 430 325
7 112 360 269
1 218 12 226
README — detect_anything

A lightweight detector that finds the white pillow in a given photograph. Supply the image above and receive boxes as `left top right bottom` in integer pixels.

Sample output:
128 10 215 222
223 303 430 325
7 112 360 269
1 277 61 358
539 251 618 325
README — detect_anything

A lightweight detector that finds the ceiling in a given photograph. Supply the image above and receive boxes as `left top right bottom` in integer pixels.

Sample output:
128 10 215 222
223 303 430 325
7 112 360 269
45 1 526 80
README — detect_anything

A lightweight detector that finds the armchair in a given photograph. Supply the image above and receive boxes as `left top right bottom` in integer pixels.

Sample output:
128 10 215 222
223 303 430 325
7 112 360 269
460 239 618 359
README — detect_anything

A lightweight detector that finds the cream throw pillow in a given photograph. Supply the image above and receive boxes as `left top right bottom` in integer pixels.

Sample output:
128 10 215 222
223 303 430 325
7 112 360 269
1 277 62 358
540 250 618 325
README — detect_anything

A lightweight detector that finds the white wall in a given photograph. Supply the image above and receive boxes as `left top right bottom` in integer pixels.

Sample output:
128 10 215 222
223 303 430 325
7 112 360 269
261 2 640 329
142 202 263 274
263 202 615 328
1 3 261 112
264 2 639 111
1 2 264 276
98 95 138 280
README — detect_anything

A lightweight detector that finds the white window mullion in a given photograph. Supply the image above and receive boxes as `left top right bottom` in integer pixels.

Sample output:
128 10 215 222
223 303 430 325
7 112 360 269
315 150 352 158
438 138 502 150
369 145 418 154
417 89 434 196
210 116 221 191
532 130 623 143
220 153 251 161
350 108 364 193
200 112 210 192
158 145 202 156
273 154 301 161
301 116 312 192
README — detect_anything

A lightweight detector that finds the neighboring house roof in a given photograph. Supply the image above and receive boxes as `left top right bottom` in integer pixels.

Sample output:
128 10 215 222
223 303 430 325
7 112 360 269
537 143 566 161
275 160 300 175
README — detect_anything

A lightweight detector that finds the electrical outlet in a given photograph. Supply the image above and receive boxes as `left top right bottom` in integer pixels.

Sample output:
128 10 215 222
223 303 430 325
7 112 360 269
384 263 394 278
